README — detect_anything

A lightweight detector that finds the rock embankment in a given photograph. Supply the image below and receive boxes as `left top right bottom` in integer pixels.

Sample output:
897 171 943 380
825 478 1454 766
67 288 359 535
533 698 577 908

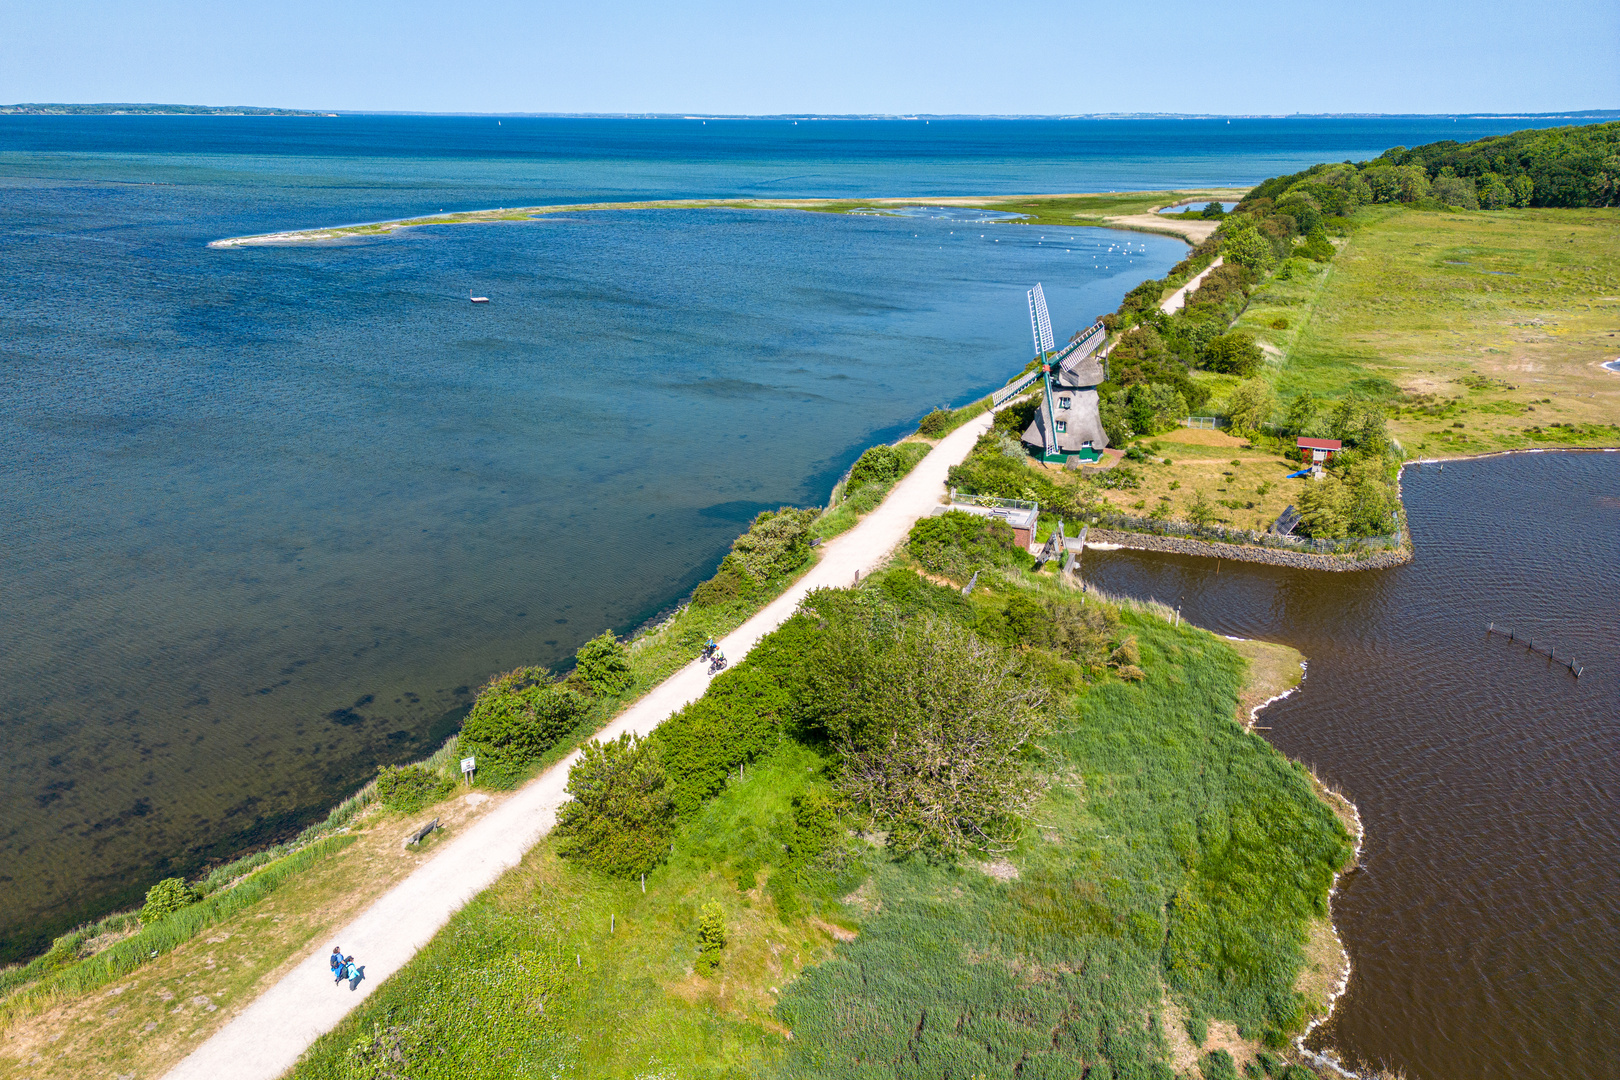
1088 529 1412 572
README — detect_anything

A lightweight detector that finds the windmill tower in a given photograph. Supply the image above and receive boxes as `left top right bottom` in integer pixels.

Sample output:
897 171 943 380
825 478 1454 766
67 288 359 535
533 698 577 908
1027 284 1063 463
1017 283 1110 464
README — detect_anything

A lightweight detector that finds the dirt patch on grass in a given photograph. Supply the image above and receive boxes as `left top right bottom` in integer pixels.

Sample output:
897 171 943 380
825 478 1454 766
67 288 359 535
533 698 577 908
1225 638 1307 729
0 791 510 1080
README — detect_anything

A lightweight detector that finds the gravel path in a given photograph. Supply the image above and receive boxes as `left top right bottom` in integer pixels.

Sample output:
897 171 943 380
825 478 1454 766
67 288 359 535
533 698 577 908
1159 256 1224 315
162 411 996 1080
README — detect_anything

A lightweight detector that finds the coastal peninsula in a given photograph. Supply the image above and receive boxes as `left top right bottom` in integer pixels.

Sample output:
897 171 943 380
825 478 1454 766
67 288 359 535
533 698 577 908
6 120 1618 1080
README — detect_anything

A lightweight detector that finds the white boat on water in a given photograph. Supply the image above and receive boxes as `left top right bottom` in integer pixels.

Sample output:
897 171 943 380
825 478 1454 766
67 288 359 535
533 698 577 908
470 296 490 303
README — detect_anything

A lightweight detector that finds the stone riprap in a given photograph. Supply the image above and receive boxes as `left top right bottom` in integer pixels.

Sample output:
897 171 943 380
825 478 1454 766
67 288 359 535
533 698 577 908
1087 528 1412 572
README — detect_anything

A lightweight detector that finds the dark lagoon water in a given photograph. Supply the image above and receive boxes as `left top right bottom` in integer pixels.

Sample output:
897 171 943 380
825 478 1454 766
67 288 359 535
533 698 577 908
0 114 1584 973
1087 451 1620 1080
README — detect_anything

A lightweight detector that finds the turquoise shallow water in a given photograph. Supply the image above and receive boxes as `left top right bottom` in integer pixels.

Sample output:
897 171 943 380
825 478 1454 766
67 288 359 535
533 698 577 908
0 114 1566 959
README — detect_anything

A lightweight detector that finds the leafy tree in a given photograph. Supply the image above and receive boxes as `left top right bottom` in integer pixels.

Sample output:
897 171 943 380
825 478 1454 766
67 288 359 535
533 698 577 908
1341 455 1396 536
1297 478 1348 539
1221 225 1275 274
1125 382 1190 435
140 877 200 925
1203 332 1264 376
574 630 633 696
374 763 454 813
1432 175 1480 209
554 733 674 876
1199 201 1227 219
833 616 1049 855
1225 378 1278 435
1098 388 1133 445
695 901 726 974
1285 392 1318 435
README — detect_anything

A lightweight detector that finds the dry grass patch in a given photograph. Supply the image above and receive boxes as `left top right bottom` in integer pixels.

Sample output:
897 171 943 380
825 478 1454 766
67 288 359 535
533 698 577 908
0 791 506 1080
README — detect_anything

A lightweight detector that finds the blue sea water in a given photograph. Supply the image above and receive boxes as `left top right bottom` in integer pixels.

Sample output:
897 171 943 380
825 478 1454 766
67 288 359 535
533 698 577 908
0 114 1568 957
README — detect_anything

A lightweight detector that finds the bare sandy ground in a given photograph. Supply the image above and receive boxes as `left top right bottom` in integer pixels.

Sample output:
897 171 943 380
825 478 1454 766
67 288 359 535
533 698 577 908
160 412 996 1080
1107 213 1222 244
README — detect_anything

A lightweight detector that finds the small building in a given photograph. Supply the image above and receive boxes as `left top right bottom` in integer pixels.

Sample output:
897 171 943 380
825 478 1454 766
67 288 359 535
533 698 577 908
1296 437 1342 465
933 496 1039 548
1022 351 1109 464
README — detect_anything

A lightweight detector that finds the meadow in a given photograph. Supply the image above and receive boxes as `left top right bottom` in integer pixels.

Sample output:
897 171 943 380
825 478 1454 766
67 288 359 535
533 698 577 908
282 547 1348 1080
1243 206 1620 456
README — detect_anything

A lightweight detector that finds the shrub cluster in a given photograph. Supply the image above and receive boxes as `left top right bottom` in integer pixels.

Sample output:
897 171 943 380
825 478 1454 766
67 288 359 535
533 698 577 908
906 510 1029 581
458 667 588 787
139 878 199 925
373 764 455 813
572 630 632 696
691 506 817 607
552 733 674 876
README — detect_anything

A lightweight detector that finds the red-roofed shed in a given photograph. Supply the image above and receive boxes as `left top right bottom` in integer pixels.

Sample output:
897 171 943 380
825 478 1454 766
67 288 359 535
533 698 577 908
1297 437 1342 464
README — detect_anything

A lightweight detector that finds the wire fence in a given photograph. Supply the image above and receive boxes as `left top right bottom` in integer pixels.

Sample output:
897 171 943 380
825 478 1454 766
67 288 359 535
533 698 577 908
1182 416 1221 430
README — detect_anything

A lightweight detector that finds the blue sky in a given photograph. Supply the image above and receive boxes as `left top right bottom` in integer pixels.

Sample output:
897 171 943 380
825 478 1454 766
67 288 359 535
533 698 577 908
2 0 1616 114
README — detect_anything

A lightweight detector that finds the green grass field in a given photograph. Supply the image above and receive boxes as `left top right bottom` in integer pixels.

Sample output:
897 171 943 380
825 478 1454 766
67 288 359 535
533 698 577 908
1234 206 1620 455
285 560 1347 1080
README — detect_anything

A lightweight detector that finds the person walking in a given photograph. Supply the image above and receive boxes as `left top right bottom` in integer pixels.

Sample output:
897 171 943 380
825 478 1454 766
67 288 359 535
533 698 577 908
329 947 344 986
344 955 363 991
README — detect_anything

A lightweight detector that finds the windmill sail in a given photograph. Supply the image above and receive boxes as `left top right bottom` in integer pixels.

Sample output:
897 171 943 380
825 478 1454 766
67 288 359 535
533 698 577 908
1028 284 1060 459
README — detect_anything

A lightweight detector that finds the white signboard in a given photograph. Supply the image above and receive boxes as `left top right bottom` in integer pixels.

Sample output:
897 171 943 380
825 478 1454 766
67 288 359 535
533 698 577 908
460 756 476 775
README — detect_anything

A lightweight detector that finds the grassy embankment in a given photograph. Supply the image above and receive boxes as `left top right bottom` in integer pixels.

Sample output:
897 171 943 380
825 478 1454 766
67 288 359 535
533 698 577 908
280 534 1346 1080
0 410 971 1080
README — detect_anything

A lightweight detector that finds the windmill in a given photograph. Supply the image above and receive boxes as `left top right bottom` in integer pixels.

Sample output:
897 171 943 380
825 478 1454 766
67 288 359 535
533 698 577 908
1028 284 1063 463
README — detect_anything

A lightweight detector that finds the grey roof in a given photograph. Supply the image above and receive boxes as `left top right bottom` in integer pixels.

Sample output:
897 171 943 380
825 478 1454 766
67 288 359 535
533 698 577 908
1056 353 1105 388
1022 386 1109 453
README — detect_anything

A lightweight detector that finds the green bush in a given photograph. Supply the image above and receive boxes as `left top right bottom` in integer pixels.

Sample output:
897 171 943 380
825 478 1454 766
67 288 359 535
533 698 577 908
657 664 786 815
139 878 199 925
574 630 632 695
374 764 454 813
1184 1013 1209 1046
728 507 817 582
916 408 953 436
907 511 1028 580
695 901 726 974
459 667 588 785
1204 333 1264 377
553 733 674 876
849 444 904 486
690 566 751 607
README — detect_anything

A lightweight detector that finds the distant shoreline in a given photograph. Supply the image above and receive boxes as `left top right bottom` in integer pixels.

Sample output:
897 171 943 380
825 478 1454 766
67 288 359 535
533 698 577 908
0 104 331 117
